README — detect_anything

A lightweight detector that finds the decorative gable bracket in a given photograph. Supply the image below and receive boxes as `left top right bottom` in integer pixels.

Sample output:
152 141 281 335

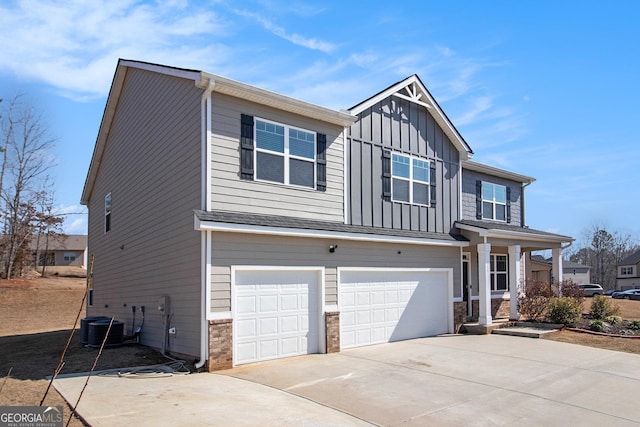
392 82 434 110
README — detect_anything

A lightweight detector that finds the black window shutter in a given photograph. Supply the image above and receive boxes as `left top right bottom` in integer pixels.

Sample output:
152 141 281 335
240 114 254 180
316 133 327 191
506 186 512 223
476 180 482 219
382 150 391 201
430 160 437 207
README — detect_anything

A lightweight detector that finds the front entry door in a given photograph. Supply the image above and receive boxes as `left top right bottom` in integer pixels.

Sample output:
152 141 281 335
462 253 471 320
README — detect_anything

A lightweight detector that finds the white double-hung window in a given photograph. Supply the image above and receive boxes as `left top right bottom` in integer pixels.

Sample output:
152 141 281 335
392 153 430 205
254 119 316 189
482 182 507 221
491 254 508 291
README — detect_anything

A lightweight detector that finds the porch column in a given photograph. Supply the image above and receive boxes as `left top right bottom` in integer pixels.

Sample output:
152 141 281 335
477 243 492 326
551 247 563 284
508 245 521 321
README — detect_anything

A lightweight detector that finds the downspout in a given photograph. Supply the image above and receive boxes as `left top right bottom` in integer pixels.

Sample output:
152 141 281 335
196 79 216 370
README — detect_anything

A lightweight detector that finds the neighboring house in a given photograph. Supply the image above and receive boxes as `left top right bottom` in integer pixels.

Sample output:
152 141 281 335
30 234 88 268
617 250 640 290
80 59 573 371
527 255 591 285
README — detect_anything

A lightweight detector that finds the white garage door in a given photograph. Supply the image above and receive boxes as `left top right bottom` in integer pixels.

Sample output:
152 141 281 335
340 269 450 349
234 269 320 365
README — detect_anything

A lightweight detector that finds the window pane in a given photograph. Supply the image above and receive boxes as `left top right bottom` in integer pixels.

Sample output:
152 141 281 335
256 120 284 153
494 185 506 203
289 158 314 188
496 255 507 272
482 182 494 200
495 204 506 221
392 178 410 202
256 151 284 183
482 201 494 219
413 182 429 205
496 274 508 290
289 129 315 159
413 158 429 183
392 154 410 178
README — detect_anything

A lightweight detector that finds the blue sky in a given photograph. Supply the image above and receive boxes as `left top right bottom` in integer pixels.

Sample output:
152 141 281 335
1 0 638 245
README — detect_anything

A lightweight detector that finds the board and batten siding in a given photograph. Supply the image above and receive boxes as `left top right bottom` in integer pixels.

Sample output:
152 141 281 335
461 169 523 227
86 67 203 357
348 96 460 233
210 92 345 222
210 232 462 313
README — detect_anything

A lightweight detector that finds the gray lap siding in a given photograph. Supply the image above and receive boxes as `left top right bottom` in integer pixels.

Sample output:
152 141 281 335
86 68 202 358
210 232 462 313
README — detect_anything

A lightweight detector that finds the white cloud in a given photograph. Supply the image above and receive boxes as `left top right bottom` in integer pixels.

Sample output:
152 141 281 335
0 0 229 100
231 9 336 53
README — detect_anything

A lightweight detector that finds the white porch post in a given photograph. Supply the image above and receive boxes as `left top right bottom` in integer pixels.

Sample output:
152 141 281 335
508 245 521 321
551 247 563 284
478 243 492 326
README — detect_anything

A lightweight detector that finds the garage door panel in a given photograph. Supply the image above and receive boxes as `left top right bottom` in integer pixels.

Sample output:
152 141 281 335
235 269 319 365
340 270 449 349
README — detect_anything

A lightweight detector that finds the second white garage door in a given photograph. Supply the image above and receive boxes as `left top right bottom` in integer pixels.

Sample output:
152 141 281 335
234 268 320 365
339 268 451 349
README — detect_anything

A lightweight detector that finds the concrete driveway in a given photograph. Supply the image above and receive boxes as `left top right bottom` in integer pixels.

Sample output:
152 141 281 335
54 335 640 426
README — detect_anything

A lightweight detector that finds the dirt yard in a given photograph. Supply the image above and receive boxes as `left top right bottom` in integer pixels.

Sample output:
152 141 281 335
0 273 171 426
543 297 640 354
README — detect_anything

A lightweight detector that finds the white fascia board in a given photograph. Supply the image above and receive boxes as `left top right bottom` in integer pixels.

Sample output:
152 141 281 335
456 222 573 243
194 217 468 248
463 160 535 184
202 72 356 128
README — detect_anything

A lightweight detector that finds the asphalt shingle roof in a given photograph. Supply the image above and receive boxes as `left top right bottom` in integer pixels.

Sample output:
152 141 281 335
196 210 468 242
620 249 640 266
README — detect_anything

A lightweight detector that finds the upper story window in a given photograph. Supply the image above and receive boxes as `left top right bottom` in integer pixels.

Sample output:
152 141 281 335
491 254 508 291
391 153 430 206
621 266 634 276
105 193 112 233
240 114 327 191
482 182 507 221
64 252 77 261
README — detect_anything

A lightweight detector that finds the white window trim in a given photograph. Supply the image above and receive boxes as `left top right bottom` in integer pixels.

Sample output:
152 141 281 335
482 182 507 222
391 152 430 206
490 253 509 292
621 266 634 276
253 117 316 189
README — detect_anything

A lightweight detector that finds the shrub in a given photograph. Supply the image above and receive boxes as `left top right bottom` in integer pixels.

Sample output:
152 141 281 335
605 315 622 325
590 295 620 319
559 280 585 305
588 319 607 332
519 279 555 321
629 320 640 330
547 297 582 325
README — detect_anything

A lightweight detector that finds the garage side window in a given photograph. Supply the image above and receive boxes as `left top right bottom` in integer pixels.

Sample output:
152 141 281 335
491 254 508 291
105 193 112 233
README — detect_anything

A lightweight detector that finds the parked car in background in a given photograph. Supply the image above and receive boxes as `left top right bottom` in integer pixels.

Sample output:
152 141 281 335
577 284 604 297
604 289 617 296
611 289 640 300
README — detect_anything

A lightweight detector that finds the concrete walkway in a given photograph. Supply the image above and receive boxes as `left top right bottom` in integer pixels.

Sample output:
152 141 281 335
54 335 640 426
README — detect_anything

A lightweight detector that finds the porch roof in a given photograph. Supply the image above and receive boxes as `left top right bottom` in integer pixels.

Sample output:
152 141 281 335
455 220 573 250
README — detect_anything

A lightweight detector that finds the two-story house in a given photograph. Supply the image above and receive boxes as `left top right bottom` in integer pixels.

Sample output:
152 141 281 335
81 59 572 371
617 250 640 290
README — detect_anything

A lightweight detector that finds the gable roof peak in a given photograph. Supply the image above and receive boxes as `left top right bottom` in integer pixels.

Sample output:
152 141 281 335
349 74 473 158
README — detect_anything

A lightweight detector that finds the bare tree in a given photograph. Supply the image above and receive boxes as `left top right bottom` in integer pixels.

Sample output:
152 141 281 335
0 94 57 278
569 225 639 290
